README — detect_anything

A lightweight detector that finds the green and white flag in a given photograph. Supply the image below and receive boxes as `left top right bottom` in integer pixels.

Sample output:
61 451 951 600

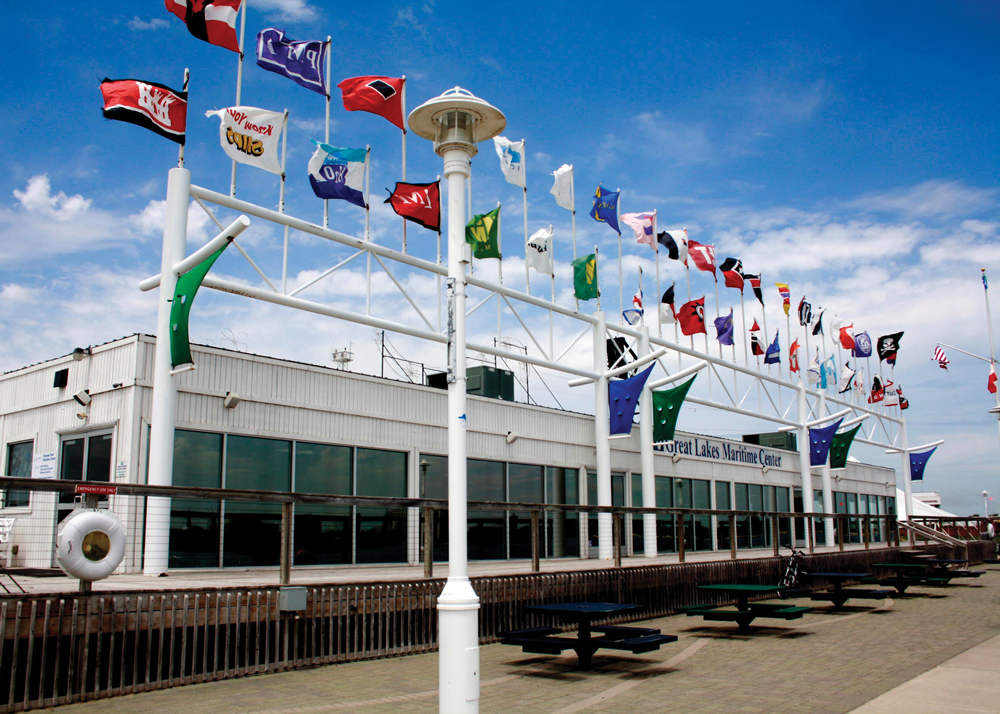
572 253 598 301
169 243 231 368
465 207 501 259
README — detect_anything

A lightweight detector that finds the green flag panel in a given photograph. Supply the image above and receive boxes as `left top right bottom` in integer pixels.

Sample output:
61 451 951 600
572 253 599 301
652 375 697 443
465 207 501 259
169 243 229 368
829 423 862 469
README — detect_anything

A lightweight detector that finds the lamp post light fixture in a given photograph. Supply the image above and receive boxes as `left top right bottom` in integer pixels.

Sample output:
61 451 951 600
409 87 506 714
984 490 990 517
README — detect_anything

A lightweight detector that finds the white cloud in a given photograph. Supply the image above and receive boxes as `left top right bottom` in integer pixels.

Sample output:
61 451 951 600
13 175 91 220
127 16 170 31
250 0 318 21
128 199 216 246
850 180 998 219
392 6 426 35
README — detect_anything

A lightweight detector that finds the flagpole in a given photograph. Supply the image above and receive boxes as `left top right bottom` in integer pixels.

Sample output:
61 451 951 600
739 292 749 367
549 223 556 358
230 0 247 199
437 173 443 331
803 300 812 388
497 201 503 344
467 160 473 277
401 76 407 254
595 246 601 314
685 250 693 350
655 241 662 339
365 145 372 315
570 168 578 313
279 110 290 294
177 68 189 169
760 281 770 375
820 317 829 392
522 139 530 296
712 277 722 358
982 268 1000 457
323 37 331 229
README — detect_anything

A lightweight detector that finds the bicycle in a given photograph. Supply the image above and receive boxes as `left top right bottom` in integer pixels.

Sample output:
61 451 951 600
777 548 807 599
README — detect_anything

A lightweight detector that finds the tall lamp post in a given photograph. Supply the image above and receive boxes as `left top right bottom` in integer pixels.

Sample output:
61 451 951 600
984 490 990 517
409 87 506 714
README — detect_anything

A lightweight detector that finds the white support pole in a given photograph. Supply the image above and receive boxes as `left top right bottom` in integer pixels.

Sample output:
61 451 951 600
366 146 372 315
549 224 556 359
438 146 479 714
523 140 530 296
401 77 407 254
143 167 190 576
654 247 662 339
497 202 503 342
617 189 623 323
739 292 749 367
639 326 657 557
797 380 815 552
437 175 443 331
279 111 290 294
685 265 693 349
899 417 914 544
819 393 835 546
593 311 613 560
323 37 331 229
982 269 1000 459
571 169 578 313
177 68 189 168
761 290 770 375
229 1 246 198
595 245 602 313
713 278 722 358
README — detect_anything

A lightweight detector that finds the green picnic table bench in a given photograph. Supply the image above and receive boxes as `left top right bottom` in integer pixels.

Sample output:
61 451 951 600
685 585 811 633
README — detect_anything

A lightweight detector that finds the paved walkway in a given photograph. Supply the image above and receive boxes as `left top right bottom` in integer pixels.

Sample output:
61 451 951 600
38 568 1000 714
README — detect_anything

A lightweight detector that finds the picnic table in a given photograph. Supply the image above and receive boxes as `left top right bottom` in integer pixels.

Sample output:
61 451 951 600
804 572 893 608
871 563 960 592
500 602 677 669
683 584 811 633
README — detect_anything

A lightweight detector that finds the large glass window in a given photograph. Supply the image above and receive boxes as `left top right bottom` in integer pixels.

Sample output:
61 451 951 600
420 454 449 561
508 463 543 559
655 476 675 553
748 484 764 548
58 431 113 514
223 436 291 567
735 483 750 548
631 473 644 554
715 481 731 550
3 441 32 508
293 442 351 565
468 459 505 560
170 430 222 568
692 479 711 551
545 467 578 558
776 486 791 547
356 448 407 564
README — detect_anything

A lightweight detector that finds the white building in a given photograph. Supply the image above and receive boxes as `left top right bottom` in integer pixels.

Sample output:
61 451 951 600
0 334 897 573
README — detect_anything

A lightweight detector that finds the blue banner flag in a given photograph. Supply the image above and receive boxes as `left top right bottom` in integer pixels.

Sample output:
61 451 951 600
764 330 781 364
608 364 654 435
809 418 843 466
852 331 872 358
589 184 621 234
308 142 368 207
714 310 734 346
909 447 937 481
256 29 328 95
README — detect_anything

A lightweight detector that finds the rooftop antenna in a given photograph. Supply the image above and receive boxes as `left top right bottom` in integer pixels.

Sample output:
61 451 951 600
330 342 354 370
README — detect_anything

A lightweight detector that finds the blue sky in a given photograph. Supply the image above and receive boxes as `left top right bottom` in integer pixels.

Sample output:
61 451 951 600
3 1 1000 514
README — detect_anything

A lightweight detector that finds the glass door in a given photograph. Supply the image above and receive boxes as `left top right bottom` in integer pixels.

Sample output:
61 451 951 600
57 430 114 521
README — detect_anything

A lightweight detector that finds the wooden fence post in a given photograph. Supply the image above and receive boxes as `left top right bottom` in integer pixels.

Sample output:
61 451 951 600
677 514 686 563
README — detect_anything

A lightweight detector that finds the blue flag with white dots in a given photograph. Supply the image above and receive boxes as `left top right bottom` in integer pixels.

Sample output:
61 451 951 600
909 447 937 481
608 363 654 435
809 418 843 466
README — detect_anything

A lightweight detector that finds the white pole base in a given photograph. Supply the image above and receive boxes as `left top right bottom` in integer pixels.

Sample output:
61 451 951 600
438 577 481 713
598 512 614 560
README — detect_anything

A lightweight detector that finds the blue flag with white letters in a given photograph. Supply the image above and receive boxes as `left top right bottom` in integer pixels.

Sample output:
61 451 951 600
589 184 621 234
256 28 328 96
308 142 368 207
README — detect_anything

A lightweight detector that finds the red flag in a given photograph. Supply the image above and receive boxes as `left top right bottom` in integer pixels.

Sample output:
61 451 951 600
868 376 884 404
838 323 856 350
686 240 716 276
789 339 800 373
990 364 998 394
338 76 406 130
385 181 440 232
165 0 242 53
100 78 187 144
677 297 706 336
749 319 760 331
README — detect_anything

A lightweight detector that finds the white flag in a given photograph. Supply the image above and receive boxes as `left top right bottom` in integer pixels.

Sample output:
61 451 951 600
206 106 286 175
882 380 899 407
493 136 525 188
525 227 554 276
838 364 856 394
853 367 865 398
550 164 574 210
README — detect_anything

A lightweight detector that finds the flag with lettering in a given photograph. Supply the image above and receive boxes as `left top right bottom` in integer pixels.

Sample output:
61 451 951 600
466 207 501 259
589 185 621 234
205 106 285 174
525 227 554 275
776 282 791 315
493 136 525 188
338 76 405 130
308 142 367 207
868 375 884 403
687 240 716 276
677 297 706 336
573 254 599 301
622 212 657 250
165 0 243 53
853 331 873 358
385 181 441 231
658 230 688 264
256 28 328 95
101 78 187 145
550 164 574 210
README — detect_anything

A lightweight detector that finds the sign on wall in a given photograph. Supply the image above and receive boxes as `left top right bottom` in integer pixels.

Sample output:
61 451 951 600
31 452 56 479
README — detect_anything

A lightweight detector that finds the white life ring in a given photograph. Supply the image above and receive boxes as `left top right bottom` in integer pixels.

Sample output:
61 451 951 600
55 509 126 581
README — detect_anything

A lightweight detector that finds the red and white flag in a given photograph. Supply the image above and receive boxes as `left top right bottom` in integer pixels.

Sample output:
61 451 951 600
789 339 800 373
838 323 855 350
165 0 243 53
677 297 706 336
686 240 716 276
990 364 997 394
100 78 187 144
338 76 406 130
385 181 441 232
932 346 949 370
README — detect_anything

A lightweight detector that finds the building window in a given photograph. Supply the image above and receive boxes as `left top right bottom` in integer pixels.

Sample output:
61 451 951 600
469 459 505 560
293 442 351 565
508 463 543 559
545 467 578 558
655 476 675 553
170 430 222 568
223 435 291 567
3 441 32 508
58 430 113 516
355 448 407 564
715 481 731 550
